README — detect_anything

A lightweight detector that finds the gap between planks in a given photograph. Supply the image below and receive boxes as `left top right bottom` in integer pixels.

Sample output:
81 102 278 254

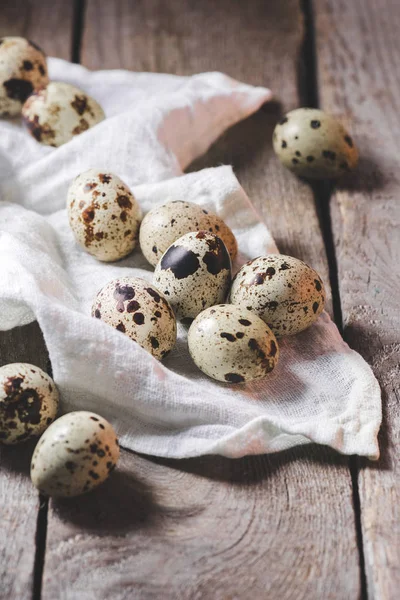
299 0 368 600
301 1 367 599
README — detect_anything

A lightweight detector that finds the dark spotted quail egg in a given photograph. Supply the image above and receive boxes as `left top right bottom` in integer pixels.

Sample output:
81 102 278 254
229 254 326 337
188 304 279 383
0 363 58 445
92 277 176 359
139 200 237 267
0 37 48 117
153 231 232 320
30 411 119 497
67 169 142 262
273 108 358 179
22 81 105 146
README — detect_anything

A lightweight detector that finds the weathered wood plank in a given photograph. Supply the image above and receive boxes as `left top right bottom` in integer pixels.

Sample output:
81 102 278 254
0 2 74 598
41 2 359 599
0 324 48 600
0 0 74 59
314 0 400 598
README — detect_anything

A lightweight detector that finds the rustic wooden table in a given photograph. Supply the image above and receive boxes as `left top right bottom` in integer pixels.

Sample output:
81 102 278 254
1 1 398 599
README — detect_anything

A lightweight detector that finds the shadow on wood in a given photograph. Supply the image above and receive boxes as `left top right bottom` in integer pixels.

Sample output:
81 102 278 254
188 100 282 175
336 154 386 193
0 438 37 476
344 321 392 473
51 467 162 534
136 443 351 486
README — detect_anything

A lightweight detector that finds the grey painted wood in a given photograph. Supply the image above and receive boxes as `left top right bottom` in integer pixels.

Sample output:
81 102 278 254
315 0 400 598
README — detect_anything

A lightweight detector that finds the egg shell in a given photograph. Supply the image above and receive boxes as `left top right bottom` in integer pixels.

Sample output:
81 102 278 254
188 304 279 383
272 108 358 179
22 81 105 147
153 231 231 320
0 37 49 117
92 277 177 359
139 200 238 267
67 169 142 261
0 363 58 445
229 254 326 337
30 411 119 497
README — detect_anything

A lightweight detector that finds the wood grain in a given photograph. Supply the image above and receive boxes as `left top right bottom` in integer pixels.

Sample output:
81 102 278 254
0 0 74 59
315 0 400 598
0 3 74 598
40 2 359 599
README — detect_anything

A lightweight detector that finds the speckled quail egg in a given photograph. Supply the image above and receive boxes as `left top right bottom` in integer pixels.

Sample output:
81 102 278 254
273 108 358 179
22 81 105 146
188 304 279 383
229 254 326 337
0 363 58 445
153 231 232 320
30 411 119 497
0 37 49 117
139 200 238 267
67 169 142 261
92 277 176 359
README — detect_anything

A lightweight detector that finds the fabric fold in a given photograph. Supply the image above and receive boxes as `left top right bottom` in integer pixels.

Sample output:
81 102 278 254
0 58 381 460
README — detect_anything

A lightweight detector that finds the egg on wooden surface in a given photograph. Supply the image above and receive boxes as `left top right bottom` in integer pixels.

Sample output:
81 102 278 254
30 411 119 497
229 254 326 337
0 37 48 117
139 200 237 267
273 108 358 179
188 304 279 383
22 81 105 146
153 231 232 320
0 363 58 445
92 277 177 360
67 169 142 261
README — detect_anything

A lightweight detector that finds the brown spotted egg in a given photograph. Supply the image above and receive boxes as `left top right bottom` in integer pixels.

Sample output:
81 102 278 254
30 411 120 497
273 108 358 179
188 304 279 383
22 81 105 147
153 231 231 320
67 169 142 261
92 277 176 359
139 200 237 267
229 254 326 337
0 37 49 117
0 363 58 445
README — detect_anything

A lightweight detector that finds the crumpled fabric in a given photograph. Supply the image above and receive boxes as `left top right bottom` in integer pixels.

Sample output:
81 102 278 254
0 58 381 459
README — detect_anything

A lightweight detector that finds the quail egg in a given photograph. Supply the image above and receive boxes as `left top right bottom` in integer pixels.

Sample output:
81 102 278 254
22 81 105 146
153 231 231 320
229 254 326 336
139 200 238 267
67 169 142 261
92 277 177 359
30 411 120 497
273 108 358 179
0 37 49 117
188 304 279 383
0 363 58 444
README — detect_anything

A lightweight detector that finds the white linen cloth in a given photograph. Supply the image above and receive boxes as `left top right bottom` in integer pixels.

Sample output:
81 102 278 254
0 58 381 459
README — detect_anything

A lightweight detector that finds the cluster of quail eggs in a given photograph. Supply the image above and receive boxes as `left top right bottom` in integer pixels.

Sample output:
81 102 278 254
66 165 328 385
1 37 359 498
0 363 119 497
0 36 104 146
